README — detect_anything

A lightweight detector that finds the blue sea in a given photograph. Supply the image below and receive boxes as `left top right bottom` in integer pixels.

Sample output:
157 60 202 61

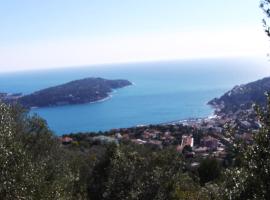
0 58 269 135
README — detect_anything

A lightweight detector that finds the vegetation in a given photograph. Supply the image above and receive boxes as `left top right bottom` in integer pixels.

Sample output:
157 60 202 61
198 158 221 186
222 94 270 200
0 101 223 199
2 91 270 199
208 77 270 114
261 0 270 37
16 78 131 108
1 1 270 199
0 103 74 199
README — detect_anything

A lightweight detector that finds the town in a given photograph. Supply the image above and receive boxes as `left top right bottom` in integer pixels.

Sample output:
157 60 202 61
61 106 258 169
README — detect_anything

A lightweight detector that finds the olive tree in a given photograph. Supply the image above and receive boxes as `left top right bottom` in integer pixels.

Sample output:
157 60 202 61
224 94 270 199
0 102 75 199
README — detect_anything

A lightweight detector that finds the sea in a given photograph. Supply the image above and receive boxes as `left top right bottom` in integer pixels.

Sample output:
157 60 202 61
0 58 270 135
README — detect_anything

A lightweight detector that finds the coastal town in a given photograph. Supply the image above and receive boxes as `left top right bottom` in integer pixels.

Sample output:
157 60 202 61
2 75 263 168
61 105 258 168
1 86 258 167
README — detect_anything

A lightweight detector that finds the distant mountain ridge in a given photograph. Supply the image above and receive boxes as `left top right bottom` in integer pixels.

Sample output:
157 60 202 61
7 77 131 108
208 77 270 114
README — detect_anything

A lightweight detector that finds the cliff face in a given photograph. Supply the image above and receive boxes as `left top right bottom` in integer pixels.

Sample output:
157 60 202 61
208 77 270 114
18 78 132 108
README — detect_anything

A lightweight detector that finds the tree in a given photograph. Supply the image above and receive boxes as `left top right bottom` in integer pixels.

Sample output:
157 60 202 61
88 142 218 200
0 102 75 199
261 0 270 37
224 94 270 199
0 102 35 199
198 158 221 186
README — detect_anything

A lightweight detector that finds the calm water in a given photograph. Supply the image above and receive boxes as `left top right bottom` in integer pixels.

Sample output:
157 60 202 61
0 58 269 135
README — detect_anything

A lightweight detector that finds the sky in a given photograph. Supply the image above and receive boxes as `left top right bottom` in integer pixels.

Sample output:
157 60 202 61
0 0 269 72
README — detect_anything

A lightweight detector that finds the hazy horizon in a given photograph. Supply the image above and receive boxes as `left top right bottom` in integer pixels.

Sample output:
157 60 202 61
0 0 268 72
0 56 269 75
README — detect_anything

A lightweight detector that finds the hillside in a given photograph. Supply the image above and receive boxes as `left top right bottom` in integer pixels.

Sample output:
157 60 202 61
208 76 270 114
17 77 131 108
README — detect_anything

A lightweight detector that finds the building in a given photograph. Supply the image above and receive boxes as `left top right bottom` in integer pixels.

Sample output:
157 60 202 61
60 136 73 144
201 136 218 150
181 135 194 148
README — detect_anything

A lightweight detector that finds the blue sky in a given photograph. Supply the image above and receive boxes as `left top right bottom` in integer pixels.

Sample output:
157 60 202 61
0 0 268 71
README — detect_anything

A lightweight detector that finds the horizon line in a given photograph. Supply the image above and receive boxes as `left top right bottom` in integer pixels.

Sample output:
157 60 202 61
0 55 267 75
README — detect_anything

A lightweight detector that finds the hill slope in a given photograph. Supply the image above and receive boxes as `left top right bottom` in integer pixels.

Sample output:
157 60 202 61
208 77 270 114
18 77 131 108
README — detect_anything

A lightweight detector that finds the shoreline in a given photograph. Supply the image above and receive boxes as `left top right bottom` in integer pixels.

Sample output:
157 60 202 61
30 95 114 110
31 82 134 110
29 80 220 135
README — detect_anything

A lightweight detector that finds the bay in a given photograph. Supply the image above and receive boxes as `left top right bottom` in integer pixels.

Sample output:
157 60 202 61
0 58 269 135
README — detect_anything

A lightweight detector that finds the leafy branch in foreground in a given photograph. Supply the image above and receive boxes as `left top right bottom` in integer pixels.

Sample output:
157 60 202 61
261 0 270 37
224 93 270 200
0 103 76 200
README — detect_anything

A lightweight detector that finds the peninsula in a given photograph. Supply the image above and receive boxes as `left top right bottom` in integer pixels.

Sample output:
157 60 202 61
208 76 270 114
2 78 132 108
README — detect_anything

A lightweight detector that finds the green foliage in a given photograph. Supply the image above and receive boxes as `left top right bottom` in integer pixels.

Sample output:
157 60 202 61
0 102 226 199
6 102 210 200
224 94 270 200
103 145 183 200
88 143 220 200
0 102 34 199
261 0 270 37
88 144 118 200
198 158 221 185
0 102 75 199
